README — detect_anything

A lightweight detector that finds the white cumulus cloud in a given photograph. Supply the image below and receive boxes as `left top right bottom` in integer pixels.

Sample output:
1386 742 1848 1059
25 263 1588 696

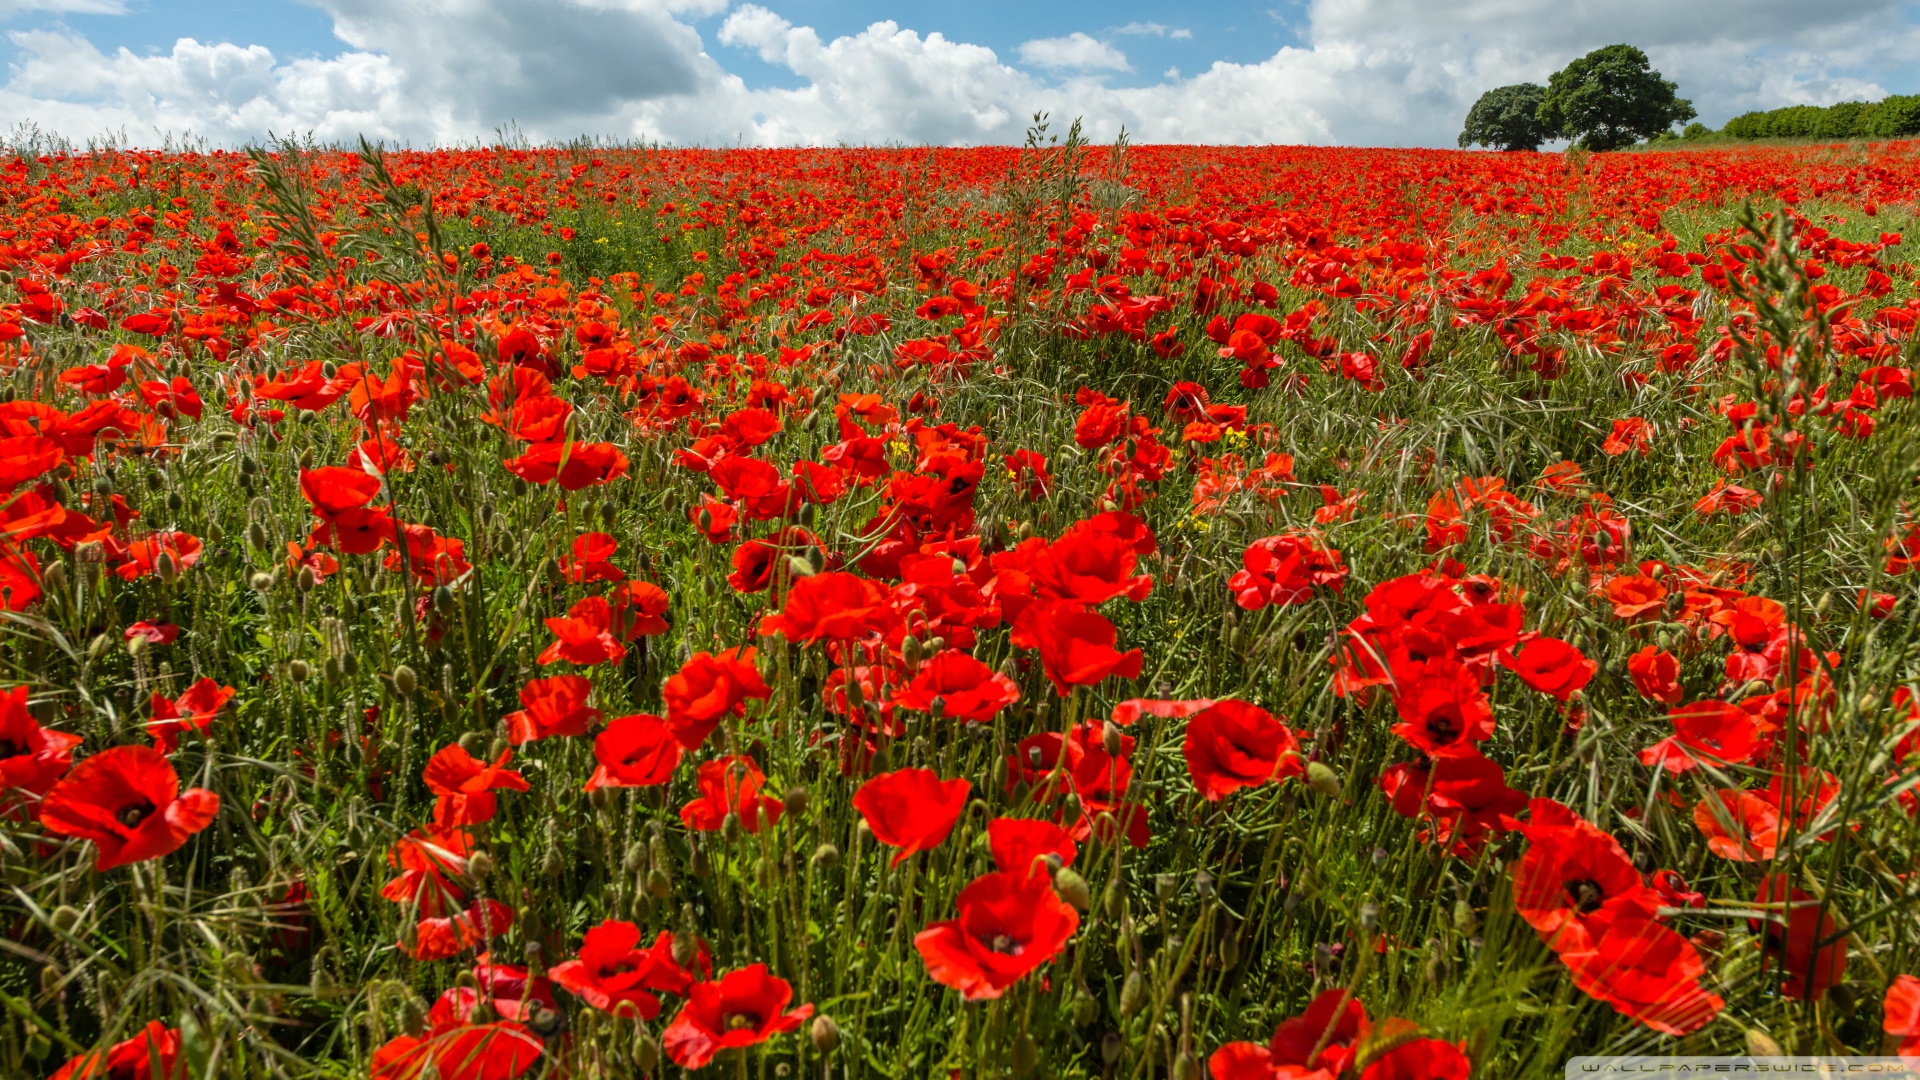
1017 32 1131 73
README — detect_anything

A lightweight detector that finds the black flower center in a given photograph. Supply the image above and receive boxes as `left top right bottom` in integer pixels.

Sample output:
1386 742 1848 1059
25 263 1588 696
0 739 23 759
116 800 157 829
990 934 1022 956
725 1011 761 1031
1566 878 1605 914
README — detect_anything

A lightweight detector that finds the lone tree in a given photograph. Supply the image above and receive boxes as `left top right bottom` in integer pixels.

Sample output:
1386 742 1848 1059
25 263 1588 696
1459 83 1550 150
1538 44 1696 151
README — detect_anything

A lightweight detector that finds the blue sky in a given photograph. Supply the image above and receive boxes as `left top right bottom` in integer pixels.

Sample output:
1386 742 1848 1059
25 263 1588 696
1 0 1914 148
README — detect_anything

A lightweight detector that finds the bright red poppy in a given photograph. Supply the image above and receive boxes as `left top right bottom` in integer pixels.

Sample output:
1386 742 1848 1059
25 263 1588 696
1639 701 1762 773
758 570 901 643
1498 637 1595 701
660 963 813 1069
609 580 671 639
501 675 602 744
49 1020 182 1080
1183 699 1302 801
680 756 784 833
1626 646 1683 704
502 439 629 490
1208 988 1369 1080
38 745 219 870
1389 660 1495 757
301 466 393 555
1359 1038 1473 1080
914 869 1079 1000
1027 603 1143 696
371 1018 543 1080
538 595 627 666
405 899 515 962
1228 532 1349 610
1753 873 1847 1000
1885 974 1920 1059
548 920 696 1017
0 684 82 800
559 531 625 583
891 649 1019 723
145 677 235 753
423 744 529 827
584 713 683 790
986 817 1077 878
852 767 971 865
661 647 770 749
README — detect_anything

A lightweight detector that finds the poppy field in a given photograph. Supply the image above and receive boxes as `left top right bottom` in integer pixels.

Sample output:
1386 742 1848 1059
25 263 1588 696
2 131 1920 1079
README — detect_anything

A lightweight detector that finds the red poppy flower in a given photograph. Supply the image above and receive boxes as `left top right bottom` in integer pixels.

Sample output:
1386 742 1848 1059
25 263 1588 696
852 767 971 865
114 530 203 581
1752 874 1846 1000
1510 801 1660 948
1359 1038 1473 1080
584 714 682 790
381 828 474 917
1558 917 1724 1035
1693 788 1781 861
38 745 219 870
610 580 671 639
1228 532 1349 610
1639 701 1761 773
1004 448 1052 500
660 963 813 1069
689 494 739 543
559 532 624 583
301 466 394 555
371 1018 543 1080
124 621 181 645
538 596 627 666
680 756 784 833
1379 750 1526 855
986 817 1077 878
502 439 629 490
1389 660 1495 757
0 434 65 490
549 920 696 1017
1626 646 1683 704
1183 699 1303 802
406 899 515 961
1026 518 1154 606
1498 637 1595 701
0 684 82 799
891 649 1019 723
662 647 770 749
424 744 529 827
1028 604 1143 696
914 869 1079 1000
758 571 901 644
1208 988 1369 1080
501 676 602 744
49 1020 182 1080
1885 974 1920 1058
1604 574 1667 620
386 524 471 586
145 677 235 753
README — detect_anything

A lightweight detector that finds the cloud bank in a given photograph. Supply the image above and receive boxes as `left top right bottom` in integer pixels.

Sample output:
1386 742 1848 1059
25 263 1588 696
2 0 1915 148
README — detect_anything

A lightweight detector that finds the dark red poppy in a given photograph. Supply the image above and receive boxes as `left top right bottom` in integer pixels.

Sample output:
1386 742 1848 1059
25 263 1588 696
0 684 81 799
660 964 813 1069
49 1020 182 1080
852 767 971 865
145 677 234 753
548 919 696 1017
1389 660 1495 757
680 756 784 833
424 744 529 827
915 869 1079 1000
584 714 682 791
891 649 1019 723
1028 603 1143 696
1183 699 1302 801
661 647 771 749
1498 637 1595 701
38 745 219 870
758 571 901 643
538 595 627 666
501 676 601 744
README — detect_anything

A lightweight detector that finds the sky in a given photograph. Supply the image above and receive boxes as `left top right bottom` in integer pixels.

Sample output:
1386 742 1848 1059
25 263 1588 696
0 0 1915 149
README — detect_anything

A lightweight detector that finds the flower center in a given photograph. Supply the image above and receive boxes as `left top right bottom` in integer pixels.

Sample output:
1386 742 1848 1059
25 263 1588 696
0 738 22 759
117 799 157 829
725 1011 761 1031
990 934 1022 956
1425 715 1459 744
1565 878 1605 914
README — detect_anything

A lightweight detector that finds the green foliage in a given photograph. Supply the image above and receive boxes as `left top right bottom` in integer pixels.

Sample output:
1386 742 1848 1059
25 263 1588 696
1459 84 1552 151
1706 94 1920 143
1537 44 1696 151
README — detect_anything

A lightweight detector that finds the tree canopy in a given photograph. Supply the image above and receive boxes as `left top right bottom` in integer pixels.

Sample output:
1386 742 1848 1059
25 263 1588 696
1459 84 1551 151
1537 44 1696 151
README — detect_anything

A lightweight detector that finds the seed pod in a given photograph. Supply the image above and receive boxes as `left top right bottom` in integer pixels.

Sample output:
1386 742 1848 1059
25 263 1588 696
810 1014 841 1055
1119 971 1148 1017
1102 879 1126 921
1010 1033 1037 1077
783 786 809 817
1174 1051 1200 1080
1101 1031 1123 1066
1053 867 1092 912
811 843 841 870
1305 761 1342 798
633 1027 661 1072
1154 873 1176 904
466 851 493 882
1744 1029 1785 1057
393 665 418 697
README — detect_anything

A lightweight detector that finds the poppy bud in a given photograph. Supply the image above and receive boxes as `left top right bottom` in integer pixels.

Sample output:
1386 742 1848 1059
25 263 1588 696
784 785 809 817
42 561 67 592
289 660 313 684
1118 970 1148 1017
400 996 427 1038
1154 873 1176 904
126 634 148 660
50 905 82 934
25 1030 50 1060
541 846 564 879
624 842 648 874
512 476 528 497
1218 932 1239 970
811 842 840 869
633 1027 661 1072
1054 866 1092 911
1359 901 1379 930
296 565 317 591
810 1014 841 1055
722 811 744 843
590 785 616 813
1101 1031 1123 1065
1103 879 1126 921
240 455 259 477
672 926 698 969
249 571 274 593
689 842 712 878
785 554 816 579
155 552 180 584
432 585 455 614
392 664 417 697
1174 1051 1201 1080
1306 761 1341 798
1010 1033 1038 1077
1744 1029 1784 1057
1453 898 1476 934
467 850 492 881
